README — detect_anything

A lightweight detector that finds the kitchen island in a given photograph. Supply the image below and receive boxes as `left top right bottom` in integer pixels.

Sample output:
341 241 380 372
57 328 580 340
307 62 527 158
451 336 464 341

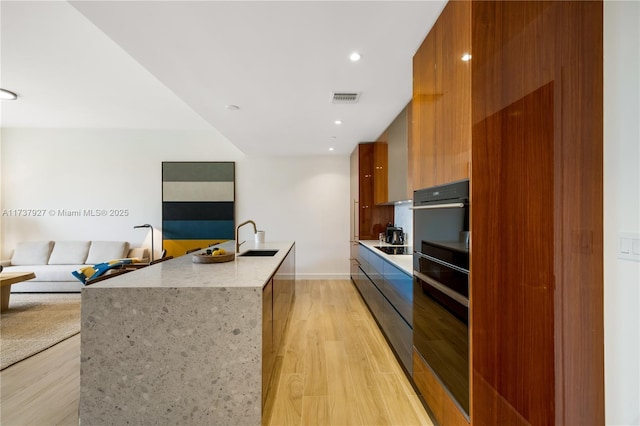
79 240 295 426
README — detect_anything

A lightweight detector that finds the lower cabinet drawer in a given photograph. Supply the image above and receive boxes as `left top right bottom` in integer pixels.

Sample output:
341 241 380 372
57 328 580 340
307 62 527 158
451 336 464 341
353 269 413 375
380 302 412 375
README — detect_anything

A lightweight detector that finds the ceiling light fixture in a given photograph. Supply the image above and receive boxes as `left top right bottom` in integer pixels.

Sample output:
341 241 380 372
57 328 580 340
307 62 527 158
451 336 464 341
350 52 361 62
225 104 240 110
461 53 472 62
0 88 18 100
329 147 335 152
334 120 342 125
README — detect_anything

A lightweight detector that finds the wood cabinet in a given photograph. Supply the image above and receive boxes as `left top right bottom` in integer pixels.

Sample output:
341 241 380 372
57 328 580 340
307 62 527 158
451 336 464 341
411 0 471 193
262 244 296 408
411 28 437 191
372 142 388 205
410 1 603 425
273 245 295 354
350 143 394 241
262 278 274 407
470 2 604 425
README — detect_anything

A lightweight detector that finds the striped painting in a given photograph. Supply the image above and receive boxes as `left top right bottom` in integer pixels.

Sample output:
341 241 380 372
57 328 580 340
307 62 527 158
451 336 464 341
162 162 235 257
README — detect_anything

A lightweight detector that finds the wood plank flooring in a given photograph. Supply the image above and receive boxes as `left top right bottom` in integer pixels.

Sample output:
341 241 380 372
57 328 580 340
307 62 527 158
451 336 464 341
0 333 80 426
0 280 433 426
263 280 432 426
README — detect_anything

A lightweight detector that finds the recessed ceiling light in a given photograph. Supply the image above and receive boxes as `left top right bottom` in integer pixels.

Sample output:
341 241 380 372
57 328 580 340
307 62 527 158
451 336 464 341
350 52 361 62
461 53 472 62
334 120 342 125
225 104 240 110
329 147 335 152
0 88 18 100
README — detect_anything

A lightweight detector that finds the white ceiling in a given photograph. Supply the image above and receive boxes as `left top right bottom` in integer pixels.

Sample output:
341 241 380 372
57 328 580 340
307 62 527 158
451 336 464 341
0 1 446 156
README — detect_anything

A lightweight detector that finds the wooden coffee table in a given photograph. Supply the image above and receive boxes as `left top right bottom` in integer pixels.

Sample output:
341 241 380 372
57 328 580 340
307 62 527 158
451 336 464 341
0 272 36 313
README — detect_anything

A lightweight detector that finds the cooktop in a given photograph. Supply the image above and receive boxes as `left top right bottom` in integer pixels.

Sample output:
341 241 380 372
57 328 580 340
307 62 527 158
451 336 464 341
375 246 411 255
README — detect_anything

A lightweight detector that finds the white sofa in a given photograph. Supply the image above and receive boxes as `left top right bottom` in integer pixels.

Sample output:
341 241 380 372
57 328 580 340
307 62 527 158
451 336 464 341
1 241 148 292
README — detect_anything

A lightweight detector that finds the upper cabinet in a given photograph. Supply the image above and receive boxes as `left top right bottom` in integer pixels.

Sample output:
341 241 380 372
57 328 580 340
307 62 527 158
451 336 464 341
372 141 388 205
386 104 411 203
376 103 411 204
350 142 394 241
411 0 471 192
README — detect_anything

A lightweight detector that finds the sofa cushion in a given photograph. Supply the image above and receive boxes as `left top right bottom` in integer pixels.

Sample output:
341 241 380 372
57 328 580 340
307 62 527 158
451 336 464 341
85 241 130 264
127 247 149 262
48 241 91 265
11 241 54 265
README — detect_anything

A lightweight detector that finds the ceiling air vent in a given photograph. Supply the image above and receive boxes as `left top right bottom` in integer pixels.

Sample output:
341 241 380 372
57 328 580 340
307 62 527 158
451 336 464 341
331 92 361 104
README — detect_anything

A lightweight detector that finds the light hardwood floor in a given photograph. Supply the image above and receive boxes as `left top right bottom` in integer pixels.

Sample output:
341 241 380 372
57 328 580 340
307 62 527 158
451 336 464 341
0 280 433 426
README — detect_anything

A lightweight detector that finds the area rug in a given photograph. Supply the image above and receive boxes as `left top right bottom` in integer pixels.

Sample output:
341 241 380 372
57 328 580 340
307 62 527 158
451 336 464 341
0 293 81 370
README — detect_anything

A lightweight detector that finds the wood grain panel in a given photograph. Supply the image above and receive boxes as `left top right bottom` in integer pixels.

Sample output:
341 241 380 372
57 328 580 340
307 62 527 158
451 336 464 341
357 143 393 240
411 26 437 191
413 350 469 426
471 66 556 426
553 2 604 424
470 1 603 425
406 102 415 199
435 0 472 185
373 141 389 205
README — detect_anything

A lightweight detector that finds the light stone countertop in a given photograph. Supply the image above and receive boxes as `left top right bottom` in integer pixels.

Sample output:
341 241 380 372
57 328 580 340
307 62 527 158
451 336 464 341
85 240 294 289
359 240 413 275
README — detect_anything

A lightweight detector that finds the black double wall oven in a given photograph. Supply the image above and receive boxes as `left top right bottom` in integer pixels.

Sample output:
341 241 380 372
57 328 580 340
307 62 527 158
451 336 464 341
412 179 470 418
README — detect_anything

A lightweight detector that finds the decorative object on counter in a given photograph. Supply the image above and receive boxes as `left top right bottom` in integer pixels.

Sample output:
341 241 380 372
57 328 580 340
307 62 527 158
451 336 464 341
255 230 265 244
72 258 141 284
192 248 234 263
133 223 155 262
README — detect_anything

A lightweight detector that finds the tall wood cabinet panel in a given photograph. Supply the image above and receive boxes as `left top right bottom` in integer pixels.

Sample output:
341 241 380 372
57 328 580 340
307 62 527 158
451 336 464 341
435 0 471 185
412 25 437 191
470 1 604 425
350 143 394 241
411 0 471 193
372 141 389 205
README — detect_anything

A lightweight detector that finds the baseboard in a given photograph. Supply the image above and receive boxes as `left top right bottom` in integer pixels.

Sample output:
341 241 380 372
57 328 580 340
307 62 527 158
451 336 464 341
294 273 351 280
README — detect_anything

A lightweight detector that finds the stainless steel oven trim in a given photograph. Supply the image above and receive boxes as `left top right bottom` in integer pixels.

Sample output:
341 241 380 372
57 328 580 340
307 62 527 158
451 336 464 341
410 202 465 210
415 252 469 275
414 270 469 307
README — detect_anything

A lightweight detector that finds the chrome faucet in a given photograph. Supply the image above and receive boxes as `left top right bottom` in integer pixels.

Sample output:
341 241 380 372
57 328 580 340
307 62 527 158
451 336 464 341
235 220 257 253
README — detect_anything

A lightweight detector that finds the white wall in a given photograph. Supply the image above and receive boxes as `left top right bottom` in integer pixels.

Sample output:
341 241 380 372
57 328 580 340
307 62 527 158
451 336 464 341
604 1 640 425
236 156 350 278
0 128 351 278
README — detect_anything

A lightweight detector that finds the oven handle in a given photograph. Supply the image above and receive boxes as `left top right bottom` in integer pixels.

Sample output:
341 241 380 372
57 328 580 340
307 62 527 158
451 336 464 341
410 202 465 210
414 270 470 308
415 252 469 275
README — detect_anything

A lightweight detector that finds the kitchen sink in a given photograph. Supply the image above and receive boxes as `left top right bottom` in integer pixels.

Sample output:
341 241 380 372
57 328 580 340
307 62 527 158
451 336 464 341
239 249 279 257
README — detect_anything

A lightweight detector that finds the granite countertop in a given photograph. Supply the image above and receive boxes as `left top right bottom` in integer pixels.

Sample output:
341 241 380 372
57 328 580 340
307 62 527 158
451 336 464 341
84 240 294 290
359 240 413 275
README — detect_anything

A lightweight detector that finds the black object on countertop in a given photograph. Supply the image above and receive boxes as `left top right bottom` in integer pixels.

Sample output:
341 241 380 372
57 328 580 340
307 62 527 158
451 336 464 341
375 246 411 255
385 224 405 245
